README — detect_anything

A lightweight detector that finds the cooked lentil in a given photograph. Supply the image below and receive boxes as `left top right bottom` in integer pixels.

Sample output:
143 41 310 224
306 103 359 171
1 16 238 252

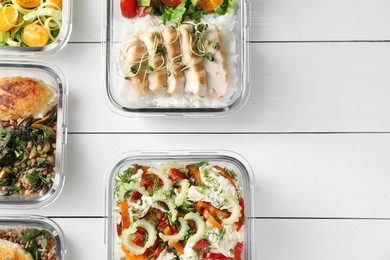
0 227 56 260
0 109 57 197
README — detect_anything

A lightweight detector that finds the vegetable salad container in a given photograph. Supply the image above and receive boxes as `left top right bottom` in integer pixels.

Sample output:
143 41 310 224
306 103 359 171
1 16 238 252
0 215 66 259
103 0 250 117
105 150 254 259
0 0 73 56
0 60 68 209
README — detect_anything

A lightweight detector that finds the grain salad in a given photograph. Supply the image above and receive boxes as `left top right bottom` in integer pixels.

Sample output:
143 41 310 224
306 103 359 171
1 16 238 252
0 227 56 260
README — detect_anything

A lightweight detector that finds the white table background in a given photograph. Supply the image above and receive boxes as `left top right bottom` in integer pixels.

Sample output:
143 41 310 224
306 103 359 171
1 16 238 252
5 0 390 259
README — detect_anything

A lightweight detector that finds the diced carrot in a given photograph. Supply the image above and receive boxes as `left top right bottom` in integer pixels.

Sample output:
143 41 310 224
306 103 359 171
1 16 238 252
196 201 229 219
214 165 236 188
122 245 147 260
203 209 221 228
164 226 173 235
186 165 202 185
177 187 182 193
163 226 184 254
171 241 185 254
120 201 131 229
157 210 163 220
197 0 224 11
177 211 186 218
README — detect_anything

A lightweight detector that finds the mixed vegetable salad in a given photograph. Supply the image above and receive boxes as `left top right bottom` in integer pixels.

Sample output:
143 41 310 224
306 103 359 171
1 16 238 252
120 0 237 23
115 161 245 259
0 0 62 47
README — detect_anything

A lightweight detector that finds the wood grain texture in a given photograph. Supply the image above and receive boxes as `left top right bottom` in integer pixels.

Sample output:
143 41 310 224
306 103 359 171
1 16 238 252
251 0 390 42
43 43 390 133
54 218 390 260
71 0 390 43
3 134 390 218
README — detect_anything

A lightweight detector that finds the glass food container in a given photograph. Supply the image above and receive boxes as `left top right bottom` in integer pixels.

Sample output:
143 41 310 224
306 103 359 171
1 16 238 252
105 150 255 259
103 0 250 117
0 0 73 56
0 59 68 209
0 215 66 259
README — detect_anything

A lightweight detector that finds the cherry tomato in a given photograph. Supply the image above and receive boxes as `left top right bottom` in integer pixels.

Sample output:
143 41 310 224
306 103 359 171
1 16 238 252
16 0 41 8
46 0 63 10
0 6 18 32
234 242 244 260
161 0 182 7
136 6 150 17
202 252 233 259
198 0 224 11
22 24 49 47
193 239 211 249
120 0 137 19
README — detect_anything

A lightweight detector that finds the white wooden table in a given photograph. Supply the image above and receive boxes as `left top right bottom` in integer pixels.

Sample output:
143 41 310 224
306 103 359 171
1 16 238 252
5 0 390 259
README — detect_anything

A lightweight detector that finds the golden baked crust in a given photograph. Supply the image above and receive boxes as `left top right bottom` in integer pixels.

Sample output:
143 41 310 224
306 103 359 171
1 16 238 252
0 239 34 260
0 77 57 120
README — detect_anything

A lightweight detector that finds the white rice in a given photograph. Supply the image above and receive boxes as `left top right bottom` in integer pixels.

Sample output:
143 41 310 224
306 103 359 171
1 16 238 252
116 13 238 109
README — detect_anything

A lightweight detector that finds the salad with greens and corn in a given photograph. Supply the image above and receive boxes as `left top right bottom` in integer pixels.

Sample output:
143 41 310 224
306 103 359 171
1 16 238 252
115 161 245 259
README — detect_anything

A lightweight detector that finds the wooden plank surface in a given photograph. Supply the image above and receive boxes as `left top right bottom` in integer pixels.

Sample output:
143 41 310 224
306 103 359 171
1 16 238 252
44 43 390 133
251 0 390 41
55 218 390 260
71 0 390 43
3 134 390 218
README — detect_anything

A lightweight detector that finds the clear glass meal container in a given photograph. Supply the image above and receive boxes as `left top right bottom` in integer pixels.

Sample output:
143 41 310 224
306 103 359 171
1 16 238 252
0 215 66 259
105 150 255 259
0 0 73 56
103 0 250 117
0 59 68 209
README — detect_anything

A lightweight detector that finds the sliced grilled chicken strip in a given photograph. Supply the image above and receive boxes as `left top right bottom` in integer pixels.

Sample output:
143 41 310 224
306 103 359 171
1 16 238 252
179 25 207 97
140 31 167 95
119 36 149 95
204 25 228 97
162 26 185 95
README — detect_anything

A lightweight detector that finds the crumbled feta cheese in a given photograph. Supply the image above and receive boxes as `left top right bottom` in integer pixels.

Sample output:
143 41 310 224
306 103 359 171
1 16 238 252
156 249 177 260
206 222 243 257
186 165 237 209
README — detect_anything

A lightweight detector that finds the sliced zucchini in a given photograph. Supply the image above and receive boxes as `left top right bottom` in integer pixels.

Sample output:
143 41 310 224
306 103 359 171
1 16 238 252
159 217 188 242
121 219 157 255
221 192 242 224
184 212 207 243
174 179 190 206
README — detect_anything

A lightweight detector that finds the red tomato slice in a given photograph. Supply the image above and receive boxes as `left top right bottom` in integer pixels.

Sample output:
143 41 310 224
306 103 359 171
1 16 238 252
116 223 122 236
132 236 144 247
192 239 211 249
120 0 137 18
202 252 233 259
131 191 141 201
157 218 168 231
161 0 182 7
234 242 244 260
169 168 187 181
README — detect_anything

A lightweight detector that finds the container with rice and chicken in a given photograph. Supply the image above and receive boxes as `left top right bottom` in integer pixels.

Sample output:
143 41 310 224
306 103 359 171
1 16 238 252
104 0 250 116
